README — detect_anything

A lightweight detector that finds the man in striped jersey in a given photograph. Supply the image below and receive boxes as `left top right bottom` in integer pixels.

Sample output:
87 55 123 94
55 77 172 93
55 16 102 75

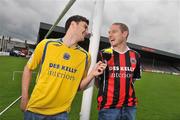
96 23 141 120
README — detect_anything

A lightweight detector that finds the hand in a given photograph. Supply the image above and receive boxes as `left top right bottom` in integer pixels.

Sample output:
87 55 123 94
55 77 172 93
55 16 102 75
20 96 29 112
91 61 107 77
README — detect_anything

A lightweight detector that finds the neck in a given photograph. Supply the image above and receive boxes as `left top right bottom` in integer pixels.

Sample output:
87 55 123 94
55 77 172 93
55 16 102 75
63 33 77 48
112 42 128 53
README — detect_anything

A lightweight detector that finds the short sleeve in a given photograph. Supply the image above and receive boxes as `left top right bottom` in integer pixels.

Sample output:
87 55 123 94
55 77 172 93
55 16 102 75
27 39 48 70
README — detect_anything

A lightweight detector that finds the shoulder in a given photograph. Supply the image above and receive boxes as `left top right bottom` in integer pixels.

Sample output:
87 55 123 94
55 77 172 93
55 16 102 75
77 45 90 57
129 49 141 58
46 38 63 44
38 38 62 46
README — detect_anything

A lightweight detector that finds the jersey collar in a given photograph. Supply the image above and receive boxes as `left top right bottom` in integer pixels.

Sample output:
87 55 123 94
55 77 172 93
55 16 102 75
60 38 78 49
111 46 130 54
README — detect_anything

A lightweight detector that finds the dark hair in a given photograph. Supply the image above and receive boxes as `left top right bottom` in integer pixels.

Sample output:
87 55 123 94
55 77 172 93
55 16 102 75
65 15 89 32
113 23 129 39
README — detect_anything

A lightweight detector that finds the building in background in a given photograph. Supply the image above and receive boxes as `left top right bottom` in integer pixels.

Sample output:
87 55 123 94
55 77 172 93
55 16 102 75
37 22 180 75
0 36 35 57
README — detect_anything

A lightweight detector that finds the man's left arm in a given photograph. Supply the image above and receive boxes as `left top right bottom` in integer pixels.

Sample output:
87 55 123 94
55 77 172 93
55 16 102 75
133 54 142 81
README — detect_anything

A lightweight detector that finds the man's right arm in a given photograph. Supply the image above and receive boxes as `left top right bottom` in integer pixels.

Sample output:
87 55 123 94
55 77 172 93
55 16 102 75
20 65 32 111
20 39 48 111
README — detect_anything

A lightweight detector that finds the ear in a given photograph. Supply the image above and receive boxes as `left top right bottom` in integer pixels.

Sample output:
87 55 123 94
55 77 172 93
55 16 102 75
70 21 77 27
68 21 76 30
122 31 128 39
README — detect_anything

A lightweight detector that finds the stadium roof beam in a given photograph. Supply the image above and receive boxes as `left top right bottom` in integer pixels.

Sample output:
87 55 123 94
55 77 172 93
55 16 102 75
37 22 180 62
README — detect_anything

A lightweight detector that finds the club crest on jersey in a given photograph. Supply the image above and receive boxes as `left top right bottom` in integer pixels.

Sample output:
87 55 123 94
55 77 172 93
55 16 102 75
130 58 136 64
63 53 70 60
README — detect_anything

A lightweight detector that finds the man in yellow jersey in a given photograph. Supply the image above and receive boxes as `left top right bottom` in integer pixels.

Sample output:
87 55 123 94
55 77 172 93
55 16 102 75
20 15 107 120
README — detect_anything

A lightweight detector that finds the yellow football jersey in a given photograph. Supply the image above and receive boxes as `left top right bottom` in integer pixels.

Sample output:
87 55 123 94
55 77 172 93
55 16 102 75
26 38 91 115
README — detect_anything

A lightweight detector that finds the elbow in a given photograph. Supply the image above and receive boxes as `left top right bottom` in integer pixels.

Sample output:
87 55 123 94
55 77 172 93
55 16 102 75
24 65 32 72
22 65 33 76
78 85 85 91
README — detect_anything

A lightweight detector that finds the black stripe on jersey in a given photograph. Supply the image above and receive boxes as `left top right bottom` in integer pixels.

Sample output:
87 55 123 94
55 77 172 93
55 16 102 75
99 51 111 109
97 52 104 89
98 66 109 109
111 51 120 107
41 40 62 64
97 51 104 108
38 41 51 75
41 41 51 64
39 40 62 74
39 40 53 75
133 52 141 79
132 52 139 105
124 51 131 106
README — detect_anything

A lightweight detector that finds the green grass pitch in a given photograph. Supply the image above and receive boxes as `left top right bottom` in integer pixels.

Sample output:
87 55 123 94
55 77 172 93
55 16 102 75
0 56 180 120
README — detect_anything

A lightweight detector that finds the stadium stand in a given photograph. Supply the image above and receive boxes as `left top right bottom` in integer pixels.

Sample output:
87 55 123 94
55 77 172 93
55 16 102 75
0 36 35 57
37 22 180 75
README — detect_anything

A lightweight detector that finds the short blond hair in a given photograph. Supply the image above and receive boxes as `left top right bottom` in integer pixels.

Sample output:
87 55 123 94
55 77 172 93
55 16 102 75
113 23 129 39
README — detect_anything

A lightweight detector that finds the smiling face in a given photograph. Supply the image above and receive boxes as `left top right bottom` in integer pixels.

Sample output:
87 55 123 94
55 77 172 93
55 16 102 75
64 15 89 44
108 24 128 47
75 21 89 42
70 21 89 43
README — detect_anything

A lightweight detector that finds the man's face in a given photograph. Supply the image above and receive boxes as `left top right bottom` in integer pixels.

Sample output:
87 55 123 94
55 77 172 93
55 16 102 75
108 24 127 47
75 21 88 41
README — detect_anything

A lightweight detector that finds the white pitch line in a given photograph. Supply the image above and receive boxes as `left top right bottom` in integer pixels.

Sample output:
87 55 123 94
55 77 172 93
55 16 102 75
12 71 22 81
12 71 37 81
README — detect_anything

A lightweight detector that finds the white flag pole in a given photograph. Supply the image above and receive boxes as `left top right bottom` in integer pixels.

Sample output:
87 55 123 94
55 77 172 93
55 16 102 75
80 0 105 120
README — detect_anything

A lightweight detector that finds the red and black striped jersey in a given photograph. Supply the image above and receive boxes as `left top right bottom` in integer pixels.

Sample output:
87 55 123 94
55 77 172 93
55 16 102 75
97 47 141 110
